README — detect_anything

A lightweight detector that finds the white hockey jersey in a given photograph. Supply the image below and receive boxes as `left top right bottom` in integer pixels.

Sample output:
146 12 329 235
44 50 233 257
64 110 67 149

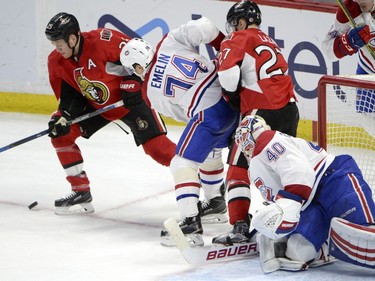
249 130 335 210
322 0 375 73
144 17 223 123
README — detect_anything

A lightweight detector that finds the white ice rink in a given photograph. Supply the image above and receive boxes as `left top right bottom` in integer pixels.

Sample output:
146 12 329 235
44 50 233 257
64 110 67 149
0 112 374 281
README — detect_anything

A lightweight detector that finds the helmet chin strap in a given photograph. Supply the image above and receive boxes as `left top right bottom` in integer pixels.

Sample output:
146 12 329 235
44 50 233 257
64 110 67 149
68 34 80 60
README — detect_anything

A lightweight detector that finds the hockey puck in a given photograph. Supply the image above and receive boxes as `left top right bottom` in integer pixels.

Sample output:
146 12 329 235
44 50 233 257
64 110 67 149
28 201 38 210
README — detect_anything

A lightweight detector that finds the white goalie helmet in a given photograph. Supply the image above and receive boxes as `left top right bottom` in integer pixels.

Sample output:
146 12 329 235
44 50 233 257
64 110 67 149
235 115 270 158
120 38 154 79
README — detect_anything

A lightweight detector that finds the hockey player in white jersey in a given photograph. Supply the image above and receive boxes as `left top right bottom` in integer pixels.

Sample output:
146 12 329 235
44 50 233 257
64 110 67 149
235 115 375 272
120 17 239 246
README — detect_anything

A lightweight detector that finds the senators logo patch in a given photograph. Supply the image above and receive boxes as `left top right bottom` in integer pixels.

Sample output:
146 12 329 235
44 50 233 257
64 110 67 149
136 117 148 130
74 68 109 104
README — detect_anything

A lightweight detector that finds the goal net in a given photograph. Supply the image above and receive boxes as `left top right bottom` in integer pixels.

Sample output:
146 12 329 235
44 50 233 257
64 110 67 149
318 75 375 199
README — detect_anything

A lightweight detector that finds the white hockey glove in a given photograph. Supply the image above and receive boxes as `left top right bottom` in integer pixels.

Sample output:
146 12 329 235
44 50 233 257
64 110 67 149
253 190 302 240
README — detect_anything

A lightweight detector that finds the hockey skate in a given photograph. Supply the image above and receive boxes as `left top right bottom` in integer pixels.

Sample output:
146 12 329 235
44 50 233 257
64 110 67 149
55 190 94 215
198 195 228 224
160 215 204 247
212 220 253 246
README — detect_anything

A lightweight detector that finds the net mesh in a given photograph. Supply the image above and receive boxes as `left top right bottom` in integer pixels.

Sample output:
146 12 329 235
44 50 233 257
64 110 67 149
320 75 375 198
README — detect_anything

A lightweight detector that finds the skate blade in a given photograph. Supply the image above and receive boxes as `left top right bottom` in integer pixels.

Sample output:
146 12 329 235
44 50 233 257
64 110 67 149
160 233 204 247
201 212 228 224
55 203 95 215
309 256 336 268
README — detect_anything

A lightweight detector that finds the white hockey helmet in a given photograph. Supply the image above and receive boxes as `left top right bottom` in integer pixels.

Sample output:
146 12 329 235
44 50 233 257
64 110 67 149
235 115 270 157
120 38 154 79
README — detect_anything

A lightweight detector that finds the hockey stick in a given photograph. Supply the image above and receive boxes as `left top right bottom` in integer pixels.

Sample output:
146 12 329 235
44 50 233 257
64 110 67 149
0 100 124 153
336 0 375 59
163 218 258 265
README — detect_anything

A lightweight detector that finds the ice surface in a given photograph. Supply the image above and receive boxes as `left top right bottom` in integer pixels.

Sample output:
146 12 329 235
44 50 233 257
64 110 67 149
0 112 374 281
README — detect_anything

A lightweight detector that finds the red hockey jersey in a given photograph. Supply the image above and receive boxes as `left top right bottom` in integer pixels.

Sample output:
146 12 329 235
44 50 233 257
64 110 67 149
218 28 296 115
47 28 131 120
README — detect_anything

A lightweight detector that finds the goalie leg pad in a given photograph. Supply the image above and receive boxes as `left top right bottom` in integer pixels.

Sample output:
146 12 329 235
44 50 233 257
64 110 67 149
257 234 282 273
329 217 375 269
285 233 336 269
258 234 311 272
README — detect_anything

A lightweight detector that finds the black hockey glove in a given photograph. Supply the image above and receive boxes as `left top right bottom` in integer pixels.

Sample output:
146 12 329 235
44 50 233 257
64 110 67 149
48 110 72 138
121 91 143 109
120 75 144 110
222 87 240 112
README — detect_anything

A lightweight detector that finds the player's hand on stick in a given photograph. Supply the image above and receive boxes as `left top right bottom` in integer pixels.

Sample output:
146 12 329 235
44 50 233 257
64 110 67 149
339 25 370 56
120 78 143 110
48 110 72 138
121 91 143 109
252 190 302 240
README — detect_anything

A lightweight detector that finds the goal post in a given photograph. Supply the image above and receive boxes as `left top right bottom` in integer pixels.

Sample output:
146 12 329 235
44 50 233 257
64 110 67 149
317 75 375 196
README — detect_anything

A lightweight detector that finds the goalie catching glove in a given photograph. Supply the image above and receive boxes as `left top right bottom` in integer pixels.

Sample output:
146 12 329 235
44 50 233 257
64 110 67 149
48 110 72 138
335 25 370 57
253 190 303 240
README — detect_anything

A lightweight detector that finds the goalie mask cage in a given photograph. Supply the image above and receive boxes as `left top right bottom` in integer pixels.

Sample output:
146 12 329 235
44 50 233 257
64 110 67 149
318 75 375 198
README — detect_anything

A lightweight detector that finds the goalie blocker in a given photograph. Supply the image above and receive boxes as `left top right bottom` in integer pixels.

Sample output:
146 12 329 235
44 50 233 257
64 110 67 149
329 217 375 269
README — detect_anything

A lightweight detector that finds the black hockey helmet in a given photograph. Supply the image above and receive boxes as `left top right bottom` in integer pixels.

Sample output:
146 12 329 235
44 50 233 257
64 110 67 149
226 0 262 29
45 12 80 41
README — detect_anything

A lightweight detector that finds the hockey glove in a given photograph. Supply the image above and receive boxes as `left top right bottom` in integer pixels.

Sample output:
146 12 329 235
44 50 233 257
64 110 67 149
48 110 72 138
252 190 302 240
222 87 240 112
120 77 143 109
337 25 370 57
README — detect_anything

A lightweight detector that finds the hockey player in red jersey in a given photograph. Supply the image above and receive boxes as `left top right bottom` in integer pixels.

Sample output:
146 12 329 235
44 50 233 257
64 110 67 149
235 115 375 272
45 13 176 215
212 0 300 245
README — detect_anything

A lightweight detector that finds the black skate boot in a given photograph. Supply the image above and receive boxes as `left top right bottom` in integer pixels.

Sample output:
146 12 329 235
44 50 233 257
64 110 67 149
160 215 203 247
55 190 94 215
212 220 252 246
198 195 228 224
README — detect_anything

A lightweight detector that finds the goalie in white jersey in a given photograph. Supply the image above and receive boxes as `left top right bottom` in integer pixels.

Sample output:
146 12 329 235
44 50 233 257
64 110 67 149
235 115 375 272
120 17 239 246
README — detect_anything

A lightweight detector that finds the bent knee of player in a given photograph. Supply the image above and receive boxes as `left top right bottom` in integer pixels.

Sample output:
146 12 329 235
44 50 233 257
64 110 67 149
170 155 199 172
51 124 81 147
142 134 176 166
286 233 318 262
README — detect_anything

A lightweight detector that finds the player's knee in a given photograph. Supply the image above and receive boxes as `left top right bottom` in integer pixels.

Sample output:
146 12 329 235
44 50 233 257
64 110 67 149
142 134 176 166
170 155 200 183
286 233 318 262
226 165 250 185
200 148 224 171
51 124 81 147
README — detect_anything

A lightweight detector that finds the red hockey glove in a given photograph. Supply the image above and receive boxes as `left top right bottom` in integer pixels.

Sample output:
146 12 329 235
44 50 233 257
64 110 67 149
48 110 72 138
336 25 370 57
